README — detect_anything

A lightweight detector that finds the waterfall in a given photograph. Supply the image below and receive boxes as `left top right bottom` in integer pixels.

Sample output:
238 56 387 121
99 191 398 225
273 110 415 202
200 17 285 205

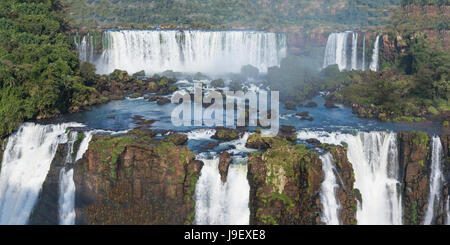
297 131 403 225
75 35 95 63
194 154 250 225
324 32 381 72
362 36 366 71
369 35 380 72
78 30 287 75
323 32 349 71
0 123 83 225
320 153 341 225
424 136 444 225
351 33 358 70
58 131 93 225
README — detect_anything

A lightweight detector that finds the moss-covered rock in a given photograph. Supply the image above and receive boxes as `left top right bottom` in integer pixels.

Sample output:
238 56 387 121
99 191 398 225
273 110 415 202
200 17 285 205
73 133 202 225
247 142 324 225
211 127 242 141
398 131 431 225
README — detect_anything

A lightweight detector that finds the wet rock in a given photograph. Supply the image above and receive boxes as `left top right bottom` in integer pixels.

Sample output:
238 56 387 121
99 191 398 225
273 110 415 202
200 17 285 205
324 101 339 109
164 133 188 146
280 125 296 134
211 127 242 141
245 134 271 150
398 131 431 225
107 115 116 119
284 101 297 111
148 82 159 93
219 152 233 182
279 125 297 142
304 101 318 108
148 95 160 102
323 144 358 225
129 93 142 99
296 111 309 117
306 138 321 146
157 97 171 105
128 128 157 139
135 119 157 126
202 142 219 150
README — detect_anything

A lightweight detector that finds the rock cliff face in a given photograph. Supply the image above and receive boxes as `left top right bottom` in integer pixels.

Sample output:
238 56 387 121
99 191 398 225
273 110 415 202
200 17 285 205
246 136 359 225
0 138 6 172
73 132 203 225
28 143 71 225
326 145 358 225
381 4 449 64
247 139 324 225
439 133 449 225
398 131 431 225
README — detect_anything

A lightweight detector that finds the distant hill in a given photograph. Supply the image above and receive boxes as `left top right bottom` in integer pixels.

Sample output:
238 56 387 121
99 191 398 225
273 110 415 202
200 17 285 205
63 0 401 30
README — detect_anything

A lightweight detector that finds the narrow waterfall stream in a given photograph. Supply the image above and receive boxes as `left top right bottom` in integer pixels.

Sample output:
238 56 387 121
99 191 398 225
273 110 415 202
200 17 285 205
0 123 83 225
424 136 444 225
194 154 250 225
320 153 341 225
351 32 358 70
58 131 93 225
369 35 380 72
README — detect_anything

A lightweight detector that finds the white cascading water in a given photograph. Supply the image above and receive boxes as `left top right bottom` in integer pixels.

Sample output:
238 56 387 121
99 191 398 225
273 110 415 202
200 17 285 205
78 30 287 75
324 32 381 72
320 153 341 225
58 131 93 225
424 136 444 225
297 131 403 225
0 122 83 225
323 32 349 71
194 154 250 225
369 35 380 72
447 199 450 225
75 35 94 64
362 35 366 71
351 32 358 70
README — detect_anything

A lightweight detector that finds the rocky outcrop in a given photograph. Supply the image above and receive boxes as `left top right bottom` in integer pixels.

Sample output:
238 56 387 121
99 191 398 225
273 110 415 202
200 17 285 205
73 133 203 225
69 70 178 113
218 152 233 182
28 137 82 225
398 131 431 225
325 145 358 225
28 143 70 225
247 140 324 225
211 127 243 141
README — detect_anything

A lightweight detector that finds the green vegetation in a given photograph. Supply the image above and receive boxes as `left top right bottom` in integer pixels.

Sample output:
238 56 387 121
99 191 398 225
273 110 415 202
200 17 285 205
326 3 449 122
0 0 94 138
62 0 400 31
